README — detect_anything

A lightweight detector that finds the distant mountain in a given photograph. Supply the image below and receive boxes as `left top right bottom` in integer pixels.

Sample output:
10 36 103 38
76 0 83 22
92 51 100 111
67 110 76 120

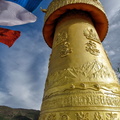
0 106 40 120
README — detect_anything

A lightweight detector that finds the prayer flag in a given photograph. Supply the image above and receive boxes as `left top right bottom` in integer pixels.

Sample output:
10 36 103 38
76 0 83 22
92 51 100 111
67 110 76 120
0 0 37 26
0 28 20 47
6 0 43 12
0 0 43 47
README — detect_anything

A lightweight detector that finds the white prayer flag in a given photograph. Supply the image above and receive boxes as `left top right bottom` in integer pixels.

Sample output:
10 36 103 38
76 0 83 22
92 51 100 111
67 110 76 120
0 0 37 26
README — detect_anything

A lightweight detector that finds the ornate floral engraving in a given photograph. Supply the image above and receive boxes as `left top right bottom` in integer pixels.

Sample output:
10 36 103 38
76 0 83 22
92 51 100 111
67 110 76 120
39 111 120 120
47 114 56 120
93 112 103 120
60 42 73 57
60 114 70 120
84 28 101 44
76 112 89 120
106 113 118 120
85 41 100 56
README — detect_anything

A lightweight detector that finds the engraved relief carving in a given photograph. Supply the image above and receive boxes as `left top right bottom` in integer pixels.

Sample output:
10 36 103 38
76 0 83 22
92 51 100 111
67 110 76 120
106 113 118 120
45 0 104 22
64 83 119 93
47 114 56 120
53 31 68 48
76 112 89 120
60 42 73 58
53 31 73 57
84 28 101 44
85 41 100 56
93 112 103 120
93 0 102 7
80 83 86 89
46 60 118 90
43 87 120 108
40 112 120 120
94 84 100 90
60 114 70 120
93 0 99 3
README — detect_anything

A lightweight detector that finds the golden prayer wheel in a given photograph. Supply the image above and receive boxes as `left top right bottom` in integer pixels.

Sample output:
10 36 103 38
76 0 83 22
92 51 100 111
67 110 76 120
39 0 120 119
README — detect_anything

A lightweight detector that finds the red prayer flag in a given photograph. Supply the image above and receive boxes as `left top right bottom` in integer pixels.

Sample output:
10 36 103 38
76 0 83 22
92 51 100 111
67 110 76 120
0 28 20 47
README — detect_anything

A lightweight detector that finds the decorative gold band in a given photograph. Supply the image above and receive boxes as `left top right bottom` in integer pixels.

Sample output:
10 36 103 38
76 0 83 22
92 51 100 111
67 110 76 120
45 0 104 22
39 111 120 120
43 0 108 47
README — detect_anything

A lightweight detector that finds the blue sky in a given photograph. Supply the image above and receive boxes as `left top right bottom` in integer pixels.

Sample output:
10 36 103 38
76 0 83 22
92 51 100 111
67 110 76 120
0 0 120 110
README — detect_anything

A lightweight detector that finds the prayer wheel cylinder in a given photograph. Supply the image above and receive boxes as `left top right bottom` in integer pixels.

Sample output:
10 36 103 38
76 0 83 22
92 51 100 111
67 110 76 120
39 0 120 119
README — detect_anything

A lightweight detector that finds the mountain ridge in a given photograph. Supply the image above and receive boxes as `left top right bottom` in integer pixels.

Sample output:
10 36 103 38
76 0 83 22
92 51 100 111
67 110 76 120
0 106 40 120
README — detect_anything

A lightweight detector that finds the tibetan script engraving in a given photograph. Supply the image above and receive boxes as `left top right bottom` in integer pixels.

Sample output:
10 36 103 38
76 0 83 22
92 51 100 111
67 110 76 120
106 113 118 120
84 28 101 44
42 93 120 110
60 42 73 57
93 112 103 120
53 31 68 48
85 41 100 56
76 112 89 120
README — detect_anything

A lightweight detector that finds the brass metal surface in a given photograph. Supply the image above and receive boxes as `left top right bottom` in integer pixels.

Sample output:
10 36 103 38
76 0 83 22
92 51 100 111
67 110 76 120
43 0 108 48
39 0 120 120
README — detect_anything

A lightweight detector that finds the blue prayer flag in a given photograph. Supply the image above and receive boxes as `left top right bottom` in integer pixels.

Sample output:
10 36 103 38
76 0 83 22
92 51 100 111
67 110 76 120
6 0 43 12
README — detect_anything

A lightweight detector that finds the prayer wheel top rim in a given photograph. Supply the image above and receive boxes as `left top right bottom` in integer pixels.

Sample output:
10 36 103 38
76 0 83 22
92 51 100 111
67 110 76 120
43 1 108 48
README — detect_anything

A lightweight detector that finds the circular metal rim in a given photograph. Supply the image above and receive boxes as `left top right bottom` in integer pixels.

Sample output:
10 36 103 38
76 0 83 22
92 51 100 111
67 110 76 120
43 3 108 48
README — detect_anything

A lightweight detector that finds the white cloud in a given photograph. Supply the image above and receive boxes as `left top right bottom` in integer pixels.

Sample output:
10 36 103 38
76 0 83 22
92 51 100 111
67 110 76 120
102 2 120 70
0 92 9 104
0 19 51 109
107 50 115 56
100 0 120 19
0 0 120 110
